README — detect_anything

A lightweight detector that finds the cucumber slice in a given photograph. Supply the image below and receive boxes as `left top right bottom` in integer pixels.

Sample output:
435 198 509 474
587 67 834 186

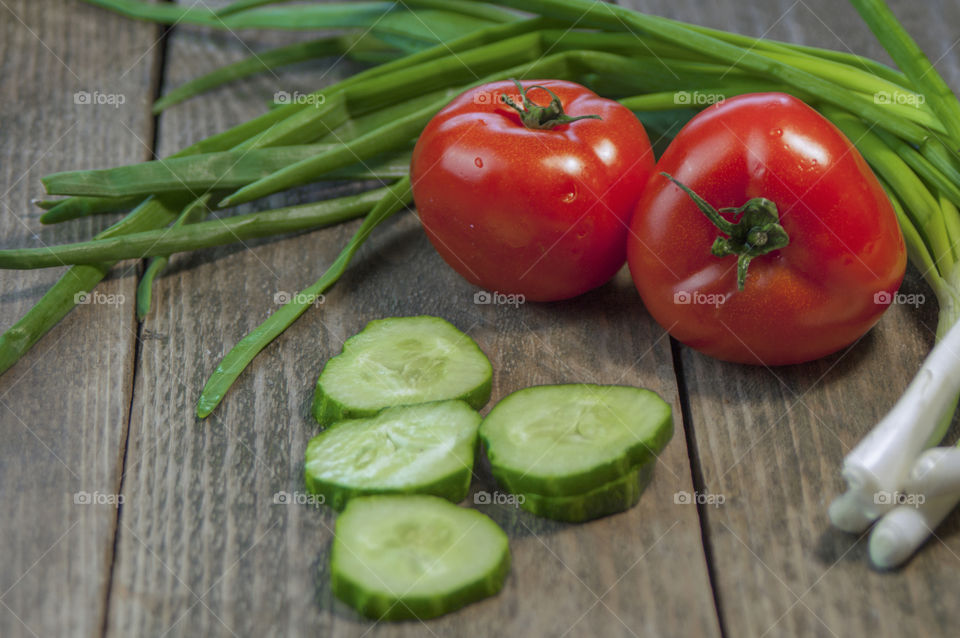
305 401 480 510
480 384 672 496
313 316 492 425
518 462 655 523
331 495 510 620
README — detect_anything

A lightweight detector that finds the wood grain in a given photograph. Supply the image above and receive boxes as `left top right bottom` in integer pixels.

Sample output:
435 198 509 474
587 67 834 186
618 1 960 636
104 3 718 636
0 2 161 637
4 0 960 637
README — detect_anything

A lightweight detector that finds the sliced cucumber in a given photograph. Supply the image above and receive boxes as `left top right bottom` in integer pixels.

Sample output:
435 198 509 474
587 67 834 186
331 495 510 620
305 401 480 510
480 384 672 496
518 462 655 523
313 316 492 425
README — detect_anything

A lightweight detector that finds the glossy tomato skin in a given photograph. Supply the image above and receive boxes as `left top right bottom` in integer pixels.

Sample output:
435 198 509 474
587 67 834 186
411 80 655 302
627 93 906 365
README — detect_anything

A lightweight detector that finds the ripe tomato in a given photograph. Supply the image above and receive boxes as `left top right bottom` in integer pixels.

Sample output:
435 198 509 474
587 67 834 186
411 79 655 301
627 93 906 365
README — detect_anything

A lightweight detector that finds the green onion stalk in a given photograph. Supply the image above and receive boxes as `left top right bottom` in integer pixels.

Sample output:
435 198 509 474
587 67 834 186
3 0 960 566
826 0 960 569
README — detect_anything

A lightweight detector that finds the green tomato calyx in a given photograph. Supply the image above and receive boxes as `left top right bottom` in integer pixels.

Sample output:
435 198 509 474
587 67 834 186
500 79 601 130
661 172 790 291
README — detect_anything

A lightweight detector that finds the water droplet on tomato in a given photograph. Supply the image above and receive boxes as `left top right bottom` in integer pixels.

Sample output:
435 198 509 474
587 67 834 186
474 157 483 168
770 127 783 137
561 186 578 203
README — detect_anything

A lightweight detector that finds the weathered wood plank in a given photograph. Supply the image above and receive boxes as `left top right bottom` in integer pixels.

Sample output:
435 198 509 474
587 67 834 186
11 1 955 636
617 0 960 636
105 2 718 636
0 1 161 637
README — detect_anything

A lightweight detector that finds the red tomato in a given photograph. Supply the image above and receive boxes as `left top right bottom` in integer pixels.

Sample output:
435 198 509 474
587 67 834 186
411 79 655 301
627 93 906 365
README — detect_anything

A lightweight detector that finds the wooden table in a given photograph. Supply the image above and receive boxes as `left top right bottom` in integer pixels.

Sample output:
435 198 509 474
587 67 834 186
2 1 958 636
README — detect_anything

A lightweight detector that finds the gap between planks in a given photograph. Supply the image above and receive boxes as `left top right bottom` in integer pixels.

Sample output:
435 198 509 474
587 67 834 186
98 14 174 638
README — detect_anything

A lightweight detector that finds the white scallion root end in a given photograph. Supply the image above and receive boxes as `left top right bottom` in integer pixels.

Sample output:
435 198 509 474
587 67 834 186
868 494 960 569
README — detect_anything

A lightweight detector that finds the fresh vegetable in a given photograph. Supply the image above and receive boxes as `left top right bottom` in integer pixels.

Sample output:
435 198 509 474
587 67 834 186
3 0 960 568
330 495 510 620
0 197 180 375
517 462 654 523
828 319 960 533
6 0 949 412
307 315 667 522
818 0 960 569
40 145 411 198
196 177 414 418
151 33 400 113
312 316 492 426
304 401 480 510
0 188 391 268
905 446 960 498
627 92 907 365
410 79 655 301
215 33 591 208
479 384 672 496
868 492 960 569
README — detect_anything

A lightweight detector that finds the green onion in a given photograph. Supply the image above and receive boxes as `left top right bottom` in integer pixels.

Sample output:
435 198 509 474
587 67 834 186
6 7 474 364
135 196 213 320
906 447 960 498
812 1 960 568
41 145 410 198
39 194 143 224
80 1 399 29
0 195 180 375
0 187 387 269
196 176 412 418
479 0 930 143
850 0 960 146
215 0 292 18
152 33 400 114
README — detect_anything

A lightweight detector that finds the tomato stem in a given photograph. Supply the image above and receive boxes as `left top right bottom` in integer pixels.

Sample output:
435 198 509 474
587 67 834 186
500 78 601 130
661 172 790 290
